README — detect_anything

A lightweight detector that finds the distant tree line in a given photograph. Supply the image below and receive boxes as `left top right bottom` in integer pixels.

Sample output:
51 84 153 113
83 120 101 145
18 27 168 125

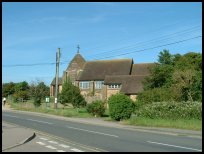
2 80 50 107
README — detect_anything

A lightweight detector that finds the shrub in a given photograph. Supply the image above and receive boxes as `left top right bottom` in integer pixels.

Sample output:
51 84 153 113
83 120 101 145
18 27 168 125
86 100 105 117
135 101 202 120
33 97 41 107
137 87 177 104
133 100 144 114
108 93 135 121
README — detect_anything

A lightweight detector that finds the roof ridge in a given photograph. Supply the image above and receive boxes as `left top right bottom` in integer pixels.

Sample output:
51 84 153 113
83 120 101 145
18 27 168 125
86 58 132 63
105 75 148 77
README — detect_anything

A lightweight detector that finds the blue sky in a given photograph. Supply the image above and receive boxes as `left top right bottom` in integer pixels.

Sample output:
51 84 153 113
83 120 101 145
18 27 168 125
2 2 202 85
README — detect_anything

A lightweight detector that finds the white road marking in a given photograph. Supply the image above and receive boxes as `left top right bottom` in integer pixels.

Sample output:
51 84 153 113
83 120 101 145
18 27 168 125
147 141 202 152
36 141 46 145
58 144 70 148
56 150 66 152
48 140 58 144
66 126 119 138
4 114 18 118
46 145 57 150
40 137 49 140
27 118 53 125
71 148 84 152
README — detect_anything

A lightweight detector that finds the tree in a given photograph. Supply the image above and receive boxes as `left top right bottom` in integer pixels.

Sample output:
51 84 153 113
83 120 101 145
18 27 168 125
174 52 202 71
13 81 30 102
14 81 29 92
71 86 87 108
29 81 49 107
144 64 174 89
140 50 202 103
192 70 202 101
172 69 198 101
158 49 173 65
59 78 86 108
2 82 16 97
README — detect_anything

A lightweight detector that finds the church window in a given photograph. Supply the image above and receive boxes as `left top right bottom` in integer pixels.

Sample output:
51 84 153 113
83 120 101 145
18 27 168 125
95 81 104 89
79 81 90 89
108 84 121 89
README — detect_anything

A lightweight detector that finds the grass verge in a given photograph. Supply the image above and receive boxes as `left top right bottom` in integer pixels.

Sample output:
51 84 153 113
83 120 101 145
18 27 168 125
9 101 202 130
10 101 92 118
123 116 202 131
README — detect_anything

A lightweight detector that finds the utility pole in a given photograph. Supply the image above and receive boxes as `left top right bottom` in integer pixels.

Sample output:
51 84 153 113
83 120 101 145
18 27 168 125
54 48 60 109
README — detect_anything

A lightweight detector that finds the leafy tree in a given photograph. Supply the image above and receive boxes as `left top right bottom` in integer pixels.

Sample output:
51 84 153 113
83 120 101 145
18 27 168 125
29 81 49 107
144 64 174 89
13 81 30 102
174 52 202 71
137 87 176 104
172 69 198 101
13 90 30 102
140 50 202 103
158 49 173 65
71 86 87 108
59 78 86 108
184 52 202 70
14 81 29 92
2 82 16 97
192 71 202 101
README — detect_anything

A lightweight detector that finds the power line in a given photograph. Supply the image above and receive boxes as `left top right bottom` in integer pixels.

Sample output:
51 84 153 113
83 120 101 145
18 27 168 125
3 35 201 67
81 21 200 54
87 25 201 59
93 35 202 60
2 62 67 67
3 62 55 67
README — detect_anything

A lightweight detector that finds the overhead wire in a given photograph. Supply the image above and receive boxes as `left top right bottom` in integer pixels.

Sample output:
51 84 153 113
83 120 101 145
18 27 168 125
80 19 200 54
3 25 201 67
86 25 201 59
93 35 202 60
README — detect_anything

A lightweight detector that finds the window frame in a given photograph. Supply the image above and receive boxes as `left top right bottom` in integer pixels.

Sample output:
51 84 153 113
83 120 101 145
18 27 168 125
95 81 104 89
108 84 121 89
79 81 90 89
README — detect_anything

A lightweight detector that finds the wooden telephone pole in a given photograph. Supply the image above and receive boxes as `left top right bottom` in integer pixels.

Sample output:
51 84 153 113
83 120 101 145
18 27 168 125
54 48 60 109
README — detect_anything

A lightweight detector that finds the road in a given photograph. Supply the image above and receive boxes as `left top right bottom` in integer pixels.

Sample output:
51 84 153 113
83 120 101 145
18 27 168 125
2 110 202 152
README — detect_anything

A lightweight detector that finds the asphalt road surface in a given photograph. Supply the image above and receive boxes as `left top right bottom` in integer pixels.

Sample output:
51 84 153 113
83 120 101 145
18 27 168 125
3 131 93 152
2 110 202 152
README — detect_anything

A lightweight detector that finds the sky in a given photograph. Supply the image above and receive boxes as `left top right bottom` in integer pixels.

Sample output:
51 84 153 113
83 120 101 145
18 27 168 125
2 2 202 86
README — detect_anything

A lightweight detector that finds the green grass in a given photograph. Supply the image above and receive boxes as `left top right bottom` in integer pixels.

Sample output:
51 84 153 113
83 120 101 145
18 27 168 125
123 117 202 131
9 100 202 131
9 100 92 118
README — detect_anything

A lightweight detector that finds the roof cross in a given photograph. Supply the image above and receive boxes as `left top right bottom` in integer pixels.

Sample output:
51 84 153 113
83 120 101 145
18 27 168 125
77 45 80 53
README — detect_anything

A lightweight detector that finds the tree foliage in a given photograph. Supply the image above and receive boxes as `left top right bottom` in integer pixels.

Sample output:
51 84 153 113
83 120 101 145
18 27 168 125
86 100 105 117
158 49 173 65
13 81 30 102
59 78 86 108
29 81 50 107
139 50 202 102
2 82 16 97
108 93 135 121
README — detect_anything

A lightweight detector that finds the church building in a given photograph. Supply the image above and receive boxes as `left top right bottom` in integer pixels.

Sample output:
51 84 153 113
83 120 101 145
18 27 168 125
50 47 154 103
